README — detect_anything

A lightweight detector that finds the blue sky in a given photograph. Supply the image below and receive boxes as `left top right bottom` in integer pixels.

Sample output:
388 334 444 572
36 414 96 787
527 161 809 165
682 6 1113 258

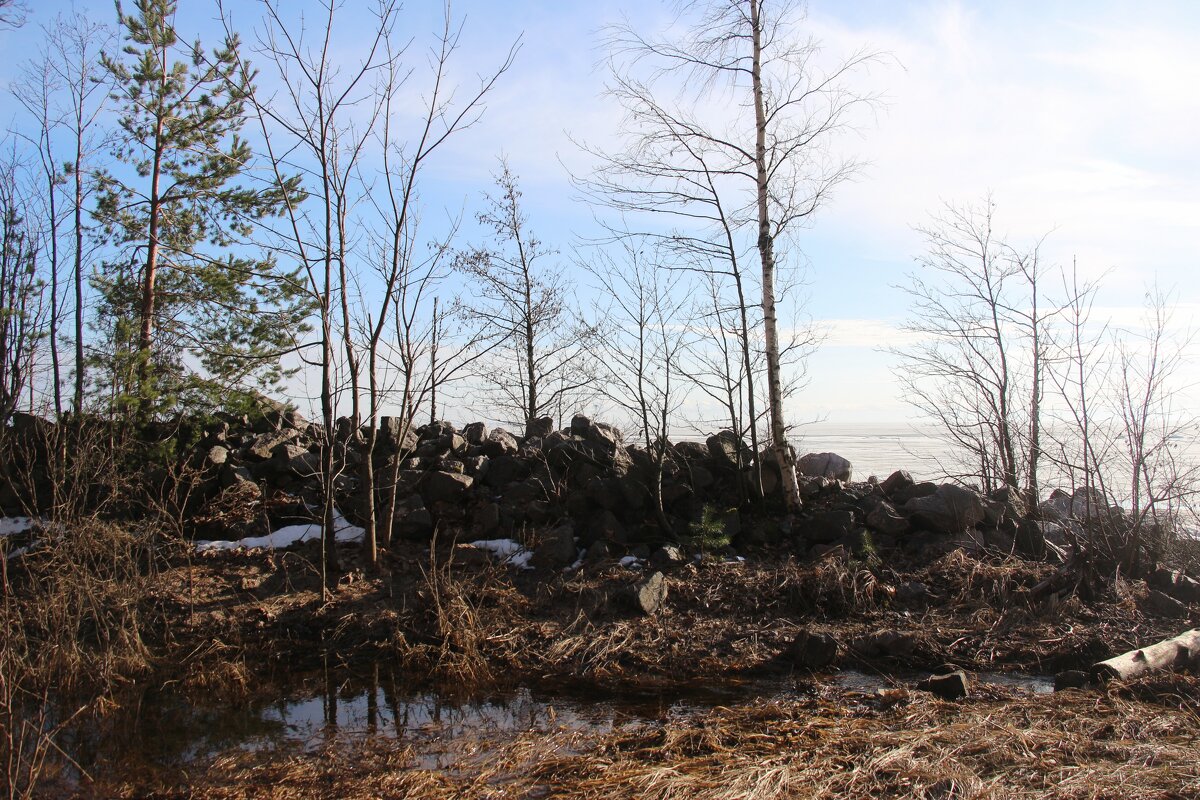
2 0 1197 426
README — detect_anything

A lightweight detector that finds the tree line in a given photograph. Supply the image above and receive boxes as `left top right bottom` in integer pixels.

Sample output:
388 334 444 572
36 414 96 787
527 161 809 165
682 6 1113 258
2 0 1192 581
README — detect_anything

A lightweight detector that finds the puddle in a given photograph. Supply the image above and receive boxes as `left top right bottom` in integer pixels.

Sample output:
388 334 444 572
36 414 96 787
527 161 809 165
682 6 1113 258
46 662 1053 787
834 669 1054 694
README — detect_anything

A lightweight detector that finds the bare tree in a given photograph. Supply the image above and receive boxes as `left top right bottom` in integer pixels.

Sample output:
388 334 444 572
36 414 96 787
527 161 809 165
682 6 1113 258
597 0 881 510
584 241 690 535
457 161 593 427
892 199 1052 498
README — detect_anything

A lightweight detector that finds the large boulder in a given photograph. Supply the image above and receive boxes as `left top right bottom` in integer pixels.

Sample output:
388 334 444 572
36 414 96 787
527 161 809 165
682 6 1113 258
904 484 985 535
423 471 473 504
880 469 914 498
866 501 911 537
246 429 300 461
707 431 750 470
483 428 519 458
525 416 555 440
803 510 856 544
532 523 578 569
461 421 488 446
379 417 419 455
797 452 852 482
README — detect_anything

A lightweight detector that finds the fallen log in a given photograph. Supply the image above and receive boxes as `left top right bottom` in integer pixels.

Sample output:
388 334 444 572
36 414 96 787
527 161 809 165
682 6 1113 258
1091 628 1200 682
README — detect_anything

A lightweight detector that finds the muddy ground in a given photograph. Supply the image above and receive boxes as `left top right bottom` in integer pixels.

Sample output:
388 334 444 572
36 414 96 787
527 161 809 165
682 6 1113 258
14 533 1200 799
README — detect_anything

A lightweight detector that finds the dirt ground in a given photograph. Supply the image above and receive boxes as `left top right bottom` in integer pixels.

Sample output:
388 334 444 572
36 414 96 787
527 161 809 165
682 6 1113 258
13 534 1200 799
154 537 1191 693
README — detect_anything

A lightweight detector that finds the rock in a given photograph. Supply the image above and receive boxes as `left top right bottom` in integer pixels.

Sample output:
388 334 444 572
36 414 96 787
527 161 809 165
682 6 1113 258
203 445 229 469
797 452 852 482
246 429 300 461
892 481 938 505
916 671 970 701
866 501 911 536
483 428 519 457
687 465 715 490
379 417 418 454
453 543 493 568
590 509 626 544
532 523 577 569
585 540 611 564
904 484 985 535
525 416 555 439
1143 589 1189 619
1038 486 1110 523
672 440 710 463
895 581 931 603
1148 568 1200 605
220 463 255 489
473 502 501 536
462 421 488 445
1054 670 1091 691
648 545 686 570
483 455 529 488
809 543 849 562
423 471 473 504
880 470 914 497
788 629 839 669
706 431 750 470
631 571 667 615
286 450 321 478
272 441 309 463
850 630 918 659
803 510 856 544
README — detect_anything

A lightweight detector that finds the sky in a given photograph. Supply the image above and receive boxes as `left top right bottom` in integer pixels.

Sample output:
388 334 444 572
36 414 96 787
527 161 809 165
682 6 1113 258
1 0 1197 427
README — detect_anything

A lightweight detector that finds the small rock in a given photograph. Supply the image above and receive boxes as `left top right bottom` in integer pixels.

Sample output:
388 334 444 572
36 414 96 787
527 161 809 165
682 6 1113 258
788 629 839 669
1053 670 1091 691
631 571 667 615
916 671 970 701
851 630 918 659
648 545 686 570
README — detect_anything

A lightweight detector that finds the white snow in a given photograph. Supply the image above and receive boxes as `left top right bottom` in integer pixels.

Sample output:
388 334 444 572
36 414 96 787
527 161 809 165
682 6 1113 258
468 538 535 569
195 510 365 553
0 517 36 537
619 555 642 568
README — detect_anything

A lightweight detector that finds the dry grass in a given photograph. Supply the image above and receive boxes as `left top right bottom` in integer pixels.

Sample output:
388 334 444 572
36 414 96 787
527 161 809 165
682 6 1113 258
96 677 1200 800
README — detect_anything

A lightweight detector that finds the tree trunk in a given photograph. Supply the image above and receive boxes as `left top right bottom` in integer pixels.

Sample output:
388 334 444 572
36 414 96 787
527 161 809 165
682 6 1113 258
749 0 801 511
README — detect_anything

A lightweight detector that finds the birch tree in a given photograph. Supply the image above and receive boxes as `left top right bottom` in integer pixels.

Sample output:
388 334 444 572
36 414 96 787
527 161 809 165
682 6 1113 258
600 0 880 510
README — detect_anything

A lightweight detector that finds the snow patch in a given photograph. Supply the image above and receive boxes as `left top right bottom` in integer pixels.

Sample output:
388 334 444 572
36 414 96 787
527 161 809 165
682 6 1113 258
0 517 36 537
619 555 642 569
195 510 365 553
468 538 534 569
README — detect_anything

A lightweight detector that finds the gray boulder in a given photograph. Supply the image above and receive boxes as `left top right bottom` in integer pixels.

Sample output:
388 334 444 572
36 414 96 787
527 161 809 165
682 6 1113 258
797 452 852 482
532 523 578 569
424 471 473 504
483 428 519 457
707 431 751 470
525 416 555 439
904 484 985 535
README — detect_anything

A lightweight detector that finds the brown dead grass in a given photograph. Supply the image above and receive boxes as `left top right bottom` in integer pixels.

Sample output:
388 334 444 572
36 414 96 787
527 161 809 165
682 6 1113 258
97 677 1200 800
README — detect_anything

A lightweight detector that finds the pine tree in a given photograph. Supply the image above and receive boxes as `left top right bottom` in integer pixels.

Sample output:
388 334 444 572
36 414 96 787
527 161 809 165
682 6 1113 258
94 0 308 418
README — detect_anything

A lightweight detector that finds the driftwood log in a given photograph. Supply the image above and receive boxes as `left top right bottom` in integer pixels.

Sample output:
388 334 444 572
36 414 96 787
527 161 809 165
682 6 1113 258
1091 629 1200 681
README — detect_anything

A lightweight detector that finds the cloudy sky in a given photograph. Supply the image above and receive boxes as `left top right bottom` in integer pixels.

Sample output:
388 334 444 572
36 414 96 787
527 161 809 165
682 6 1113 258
2 0 1196 425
